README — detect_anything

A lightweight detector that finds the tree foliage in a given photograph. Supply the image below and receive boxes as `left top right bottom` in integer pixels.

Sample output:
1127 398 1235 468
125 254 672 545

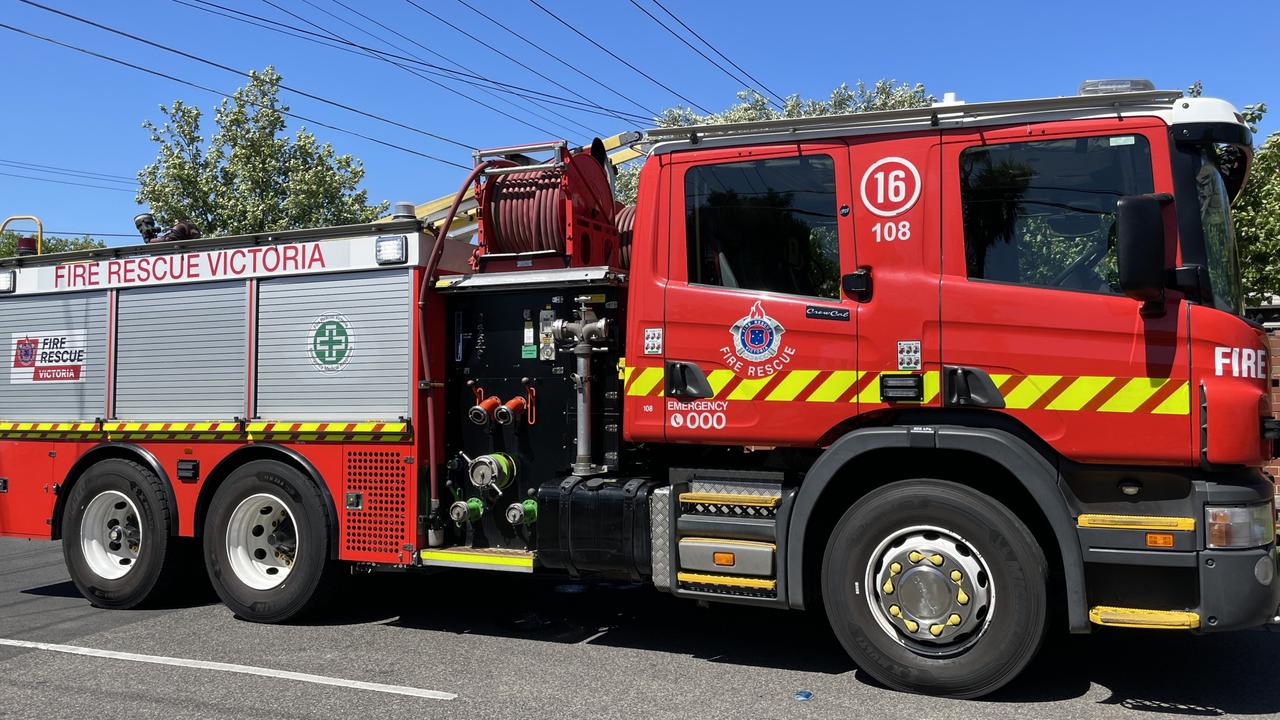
614 81 933 204
0 232 102 258
136 67 386 237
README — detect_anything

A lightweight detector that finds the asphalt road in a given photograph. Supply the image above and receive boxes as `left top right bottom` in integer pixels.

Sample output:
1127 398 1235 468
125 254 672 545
1 537 1278 720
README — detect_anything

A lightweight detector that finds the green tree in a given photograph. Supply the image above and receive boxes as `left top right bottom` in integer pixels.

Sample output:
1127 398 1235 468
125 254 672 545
137 67 386 237
0 231 103 258
615 81 933 204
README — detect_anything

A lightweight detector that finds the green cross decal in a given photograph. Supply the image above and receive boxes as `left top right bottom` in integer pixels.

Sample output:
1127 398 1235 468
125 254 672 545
312 320 350 366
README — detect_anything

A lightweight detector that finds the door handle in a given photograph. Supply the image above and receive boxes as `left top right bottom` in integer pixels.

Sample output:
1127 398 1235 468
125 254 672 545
665 361 713 399
842 267 872 302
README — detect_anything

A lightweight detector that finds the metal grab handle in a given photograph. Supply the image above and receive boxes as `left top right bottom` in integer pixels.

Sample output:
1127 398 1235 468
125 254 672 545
1 215 42 255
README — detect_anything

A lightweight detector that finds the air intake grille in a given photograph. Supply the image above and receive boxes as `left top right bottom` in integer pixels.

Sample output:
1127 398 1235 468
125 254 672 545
344 449 410 557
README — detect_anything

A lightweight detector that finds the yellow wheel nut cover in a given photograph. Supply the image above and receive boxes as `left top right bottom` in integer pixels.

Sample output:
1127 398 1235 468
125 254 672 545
949 570 962 582
904 619 919 633
947 613 962 626
889 562 902 575
929 624 945 637
928 554 944 567
882 578 894 594
957 588 970 605
908 551 923 563
888 605 902 617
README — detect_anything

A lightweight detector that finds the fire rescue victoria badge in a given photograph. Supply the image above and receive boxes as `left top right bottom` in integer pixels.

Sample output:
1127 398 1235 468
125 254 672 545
730 300 785 362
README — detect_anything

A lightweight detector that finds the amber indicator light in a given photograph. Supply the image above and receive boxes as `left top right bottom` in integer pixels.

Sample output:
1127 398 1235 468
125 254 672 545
1146 532 1175 548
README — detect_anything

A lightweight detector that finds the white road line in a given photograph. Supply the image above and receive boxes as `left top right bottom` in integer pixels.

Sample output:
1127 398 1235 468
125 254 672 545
0 638 455 700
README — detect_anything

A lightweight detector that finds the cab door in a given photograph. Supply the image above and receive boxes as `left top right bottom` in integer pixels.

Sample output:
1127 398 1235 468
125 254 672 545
662 142 859 445
938 119 1192 465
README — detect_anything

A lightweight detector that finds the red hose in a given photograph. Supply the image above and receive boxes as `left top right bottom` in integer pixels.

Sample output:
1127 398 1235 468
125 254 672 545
615 204 636 269
418 159 514 527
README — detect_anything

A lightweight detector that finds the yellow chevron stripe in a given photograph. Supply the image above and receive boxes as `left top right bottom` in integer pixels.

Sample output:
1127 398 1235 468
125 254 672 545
728 376 772 401
706 369 736 398
1003 375 1062 410
623 366 635 385
766 369 819 401
1152 382 1190 415
1046 376 1113 411
627 366 664 397
855 374 880 403
806 370 861 403
990 374 1014 391
922 370 941 402
1099 377 1167 413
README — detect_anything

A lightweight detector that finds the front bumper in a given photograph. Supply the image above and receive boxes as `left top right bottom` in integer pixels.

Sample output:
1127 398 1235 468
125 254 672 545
1076 472 1280 632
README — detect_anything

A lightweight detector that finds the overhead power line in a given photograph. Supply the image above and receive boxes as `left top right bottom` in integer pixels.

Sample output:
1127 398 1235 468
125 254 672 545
276 0 569 141
0 158 136 183
34 231 139 237
528 0 712 115
0 22 470 170
649 0 784 106
0 169 136 193
19 0 476 151
401 0 630 127
626 0 782 111
453 0 659 119
175 0 650 124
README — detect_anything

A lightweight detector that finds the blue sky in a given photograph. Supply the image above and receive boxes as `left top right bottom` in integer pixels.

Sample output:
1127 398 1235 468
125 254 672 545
3 0 1277 246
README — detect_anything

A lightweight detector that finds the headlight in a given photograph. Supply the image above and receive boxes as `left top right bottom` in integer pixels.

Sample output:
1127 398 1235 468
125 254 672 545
1206 502 1275 549
0 270 14 293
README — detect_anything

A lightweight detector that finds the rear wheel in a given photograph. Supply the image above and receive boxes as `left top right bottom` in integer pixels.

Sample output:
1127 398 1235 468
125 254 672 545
203 460 337 622
62 458 180 609
822 479 1047 698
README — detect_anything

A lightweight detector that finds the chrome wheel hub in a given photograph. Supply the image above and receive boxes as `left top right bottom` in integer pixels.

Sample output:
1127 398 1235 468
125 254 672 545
80 490 142 580
866 526 993 652
225 493 298 591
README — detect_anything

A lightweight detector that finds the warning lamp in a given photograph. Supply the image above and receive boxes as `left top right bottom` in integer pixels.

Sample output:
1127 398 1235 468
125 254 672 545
15 236 37 256
1145 533 1175 548
1078 78 1155 95
375 235 407 265
0 270 14 294
713 552 736 567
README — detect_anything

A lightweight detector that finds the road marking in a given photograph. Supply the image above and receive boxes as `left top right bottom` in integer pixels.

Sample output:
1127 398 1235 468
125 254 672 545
0 638 455 700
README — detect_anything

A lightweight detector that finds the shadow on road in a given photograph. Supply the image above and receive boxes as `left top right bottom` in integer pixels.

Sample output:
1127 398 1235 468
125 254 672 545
25 561 1280 713
319 570 1280 714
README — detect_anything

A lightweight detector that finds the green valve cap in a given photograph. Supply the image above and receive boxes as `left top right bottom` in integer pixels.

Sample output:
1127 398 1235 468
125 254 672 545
449 498 483 524
504 499 538 526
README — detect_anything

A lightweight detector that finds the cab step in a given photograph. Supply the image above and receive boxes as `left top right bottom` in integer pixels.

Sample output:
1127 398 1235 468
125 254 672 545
1088 605 1201 629
419 547 534 573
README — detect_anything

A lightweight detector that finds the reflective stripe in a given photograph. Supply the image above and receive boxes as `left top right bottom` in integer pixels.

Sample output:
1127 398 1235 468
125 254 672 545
728 377 772 401
705 369 737 397
1003 375 1062 409
1046 376 1113 411
626 366 664 397
1099 377 1167 413
1152 382 1190 415
765 369 818 401
806 370 861 402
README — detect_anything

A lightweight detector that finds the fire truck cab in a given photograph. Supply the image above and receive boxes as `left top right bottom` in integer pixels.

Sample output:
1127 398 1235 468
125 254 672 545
1 84 1276 698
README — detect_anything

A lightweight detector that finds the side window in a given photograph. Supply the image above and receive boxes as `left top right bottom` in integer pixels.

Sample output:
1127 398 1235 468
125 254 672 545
685 155 840 299
959 135 1154 294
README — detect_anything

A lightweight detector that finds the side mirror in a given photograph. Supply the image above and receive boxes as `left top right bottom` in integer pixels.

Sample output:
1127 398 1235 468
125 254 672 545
1115 194 1167 304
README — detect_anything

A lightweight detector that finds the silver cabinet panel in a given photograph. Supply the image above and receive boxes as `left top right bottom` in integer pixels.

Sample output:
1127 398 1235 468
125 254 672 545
115 281 247 420
256 269 410 421
0 291 107 420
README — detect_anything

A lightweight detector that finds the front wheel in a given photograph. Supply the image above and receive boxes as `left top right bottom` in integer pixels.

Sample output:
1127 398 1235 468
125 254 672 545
203 460 338 623
822 479 1048 698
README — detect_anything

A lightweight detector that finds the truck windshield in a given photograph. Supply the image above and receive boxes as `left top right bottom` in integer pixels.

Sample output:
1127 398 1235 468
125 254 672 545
1192 147 1243 314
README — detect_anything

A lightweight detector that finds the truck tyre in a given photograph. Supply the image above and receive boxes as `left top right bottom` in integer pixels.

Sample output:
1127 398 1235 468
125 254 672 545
62 458 181 609
203 460 337 623
822 479 1047 698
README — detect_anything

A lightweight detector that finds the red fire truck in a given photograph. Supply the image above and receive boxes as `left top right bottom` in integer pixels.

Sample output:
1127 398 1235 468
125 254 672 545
1 82 1276 698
